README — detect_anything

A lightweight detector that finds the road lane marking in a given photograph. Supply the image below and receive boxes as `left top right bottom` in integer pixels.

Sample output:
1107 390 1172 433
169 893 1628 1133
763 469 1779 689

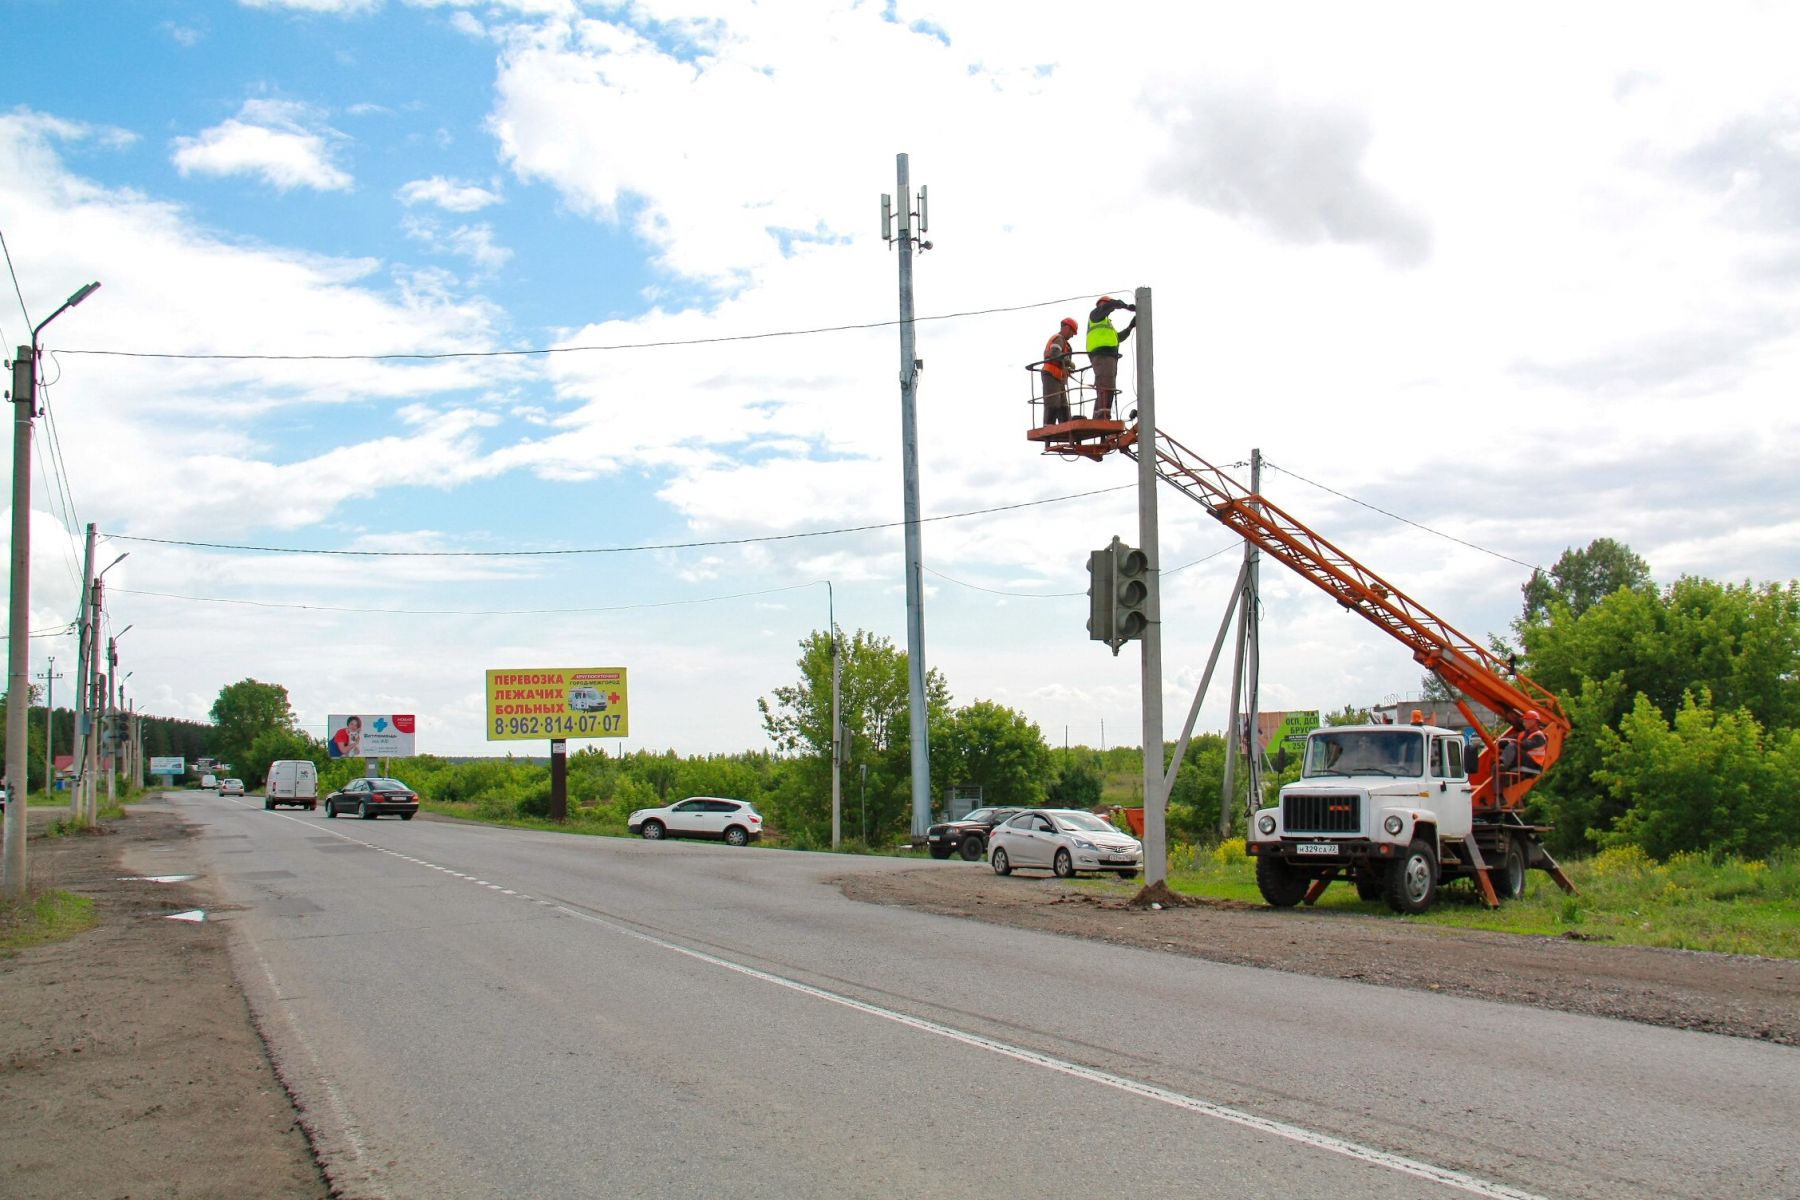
225 797 1547 1200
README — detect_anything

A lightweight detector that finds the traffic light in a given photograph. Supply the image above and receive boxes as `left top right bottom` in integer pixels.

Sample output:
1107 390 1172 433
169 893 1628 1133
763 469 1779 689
1087 537 1153 654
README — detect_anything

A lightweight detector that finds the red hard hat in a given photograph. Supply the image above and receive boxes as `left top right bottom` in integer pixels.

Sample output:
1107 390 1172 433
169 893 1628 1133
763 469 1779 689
1524 709 1541 723
1097 295 1115 306
1060 317 1077 332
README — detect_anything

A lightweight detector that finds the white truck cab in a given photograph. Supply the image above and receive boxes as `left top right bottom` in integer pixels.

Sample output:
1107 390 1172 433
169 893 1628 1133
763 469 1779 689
1247 723 1506 913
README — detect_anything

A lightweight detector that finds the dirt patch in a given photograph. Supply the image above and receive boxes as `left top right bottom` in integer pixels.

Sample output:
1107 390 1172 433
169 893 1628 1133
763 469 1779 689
0 807 325 1200
838 866 1800 1046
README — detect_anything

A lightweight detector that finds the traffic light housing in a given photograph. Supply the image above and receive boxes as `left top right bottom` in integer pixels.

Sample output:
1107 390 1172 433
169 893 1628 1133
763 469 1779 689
1087 537 1152 655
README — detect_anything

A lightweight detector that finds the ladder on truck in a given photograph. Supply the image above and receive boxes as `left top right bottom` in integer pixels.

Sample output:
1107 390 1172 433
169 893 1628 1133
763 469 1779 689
1030 419 1579 902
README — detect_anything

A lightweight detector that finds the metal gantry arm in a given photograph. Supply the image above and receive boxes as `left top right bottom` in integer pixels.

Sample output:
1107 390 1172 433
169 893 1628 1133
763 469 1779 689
1125 428 1567 811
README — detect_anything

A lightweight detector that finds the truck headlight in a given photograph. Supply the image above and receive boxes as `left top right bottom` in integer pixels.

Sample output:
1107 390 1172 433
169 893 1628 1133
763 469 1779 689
1257 814 1276 836
1384 814 1404 836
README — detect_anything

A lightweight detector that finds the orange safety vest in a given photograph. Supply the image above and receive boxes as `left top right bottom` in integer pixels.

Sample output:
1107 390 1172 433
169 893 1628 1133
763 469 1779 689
1523 728 1548 769
1042 333 1071 380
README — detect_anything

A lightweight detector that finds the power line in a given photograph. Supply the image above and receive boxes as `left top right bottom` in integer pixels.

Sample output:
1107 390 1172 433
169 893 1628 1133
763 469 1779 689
55 291 1121 363
1264 460 1544 573
0 223 33 343
107 483 1134 557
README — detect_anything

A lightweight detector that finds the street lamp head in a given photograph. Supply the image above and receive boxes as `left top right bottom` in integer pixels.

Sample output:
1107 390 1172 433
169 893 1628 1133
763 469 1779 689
99 551 129 577
68 282 101 308
115 623 133 640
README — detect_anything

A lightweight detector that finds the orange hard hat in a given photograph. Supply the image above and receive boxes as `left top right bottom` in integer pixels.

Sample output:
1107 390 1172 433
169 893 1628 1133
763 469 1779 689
1097 295 1115 306
1060 317 1077 332
1523 709 1541 723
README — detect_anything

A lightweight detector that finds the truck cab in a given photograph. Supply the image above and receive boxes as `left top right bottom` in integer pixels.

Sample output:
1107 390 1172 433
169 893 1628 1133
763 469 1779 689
1246 723 1488 913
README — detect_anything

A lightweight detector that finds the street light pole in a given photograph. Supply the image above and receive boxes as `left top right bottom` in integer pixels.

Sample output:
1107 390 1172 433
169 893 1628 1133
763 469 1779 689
82 552 125 824
106 626 131 809
4 281 99 898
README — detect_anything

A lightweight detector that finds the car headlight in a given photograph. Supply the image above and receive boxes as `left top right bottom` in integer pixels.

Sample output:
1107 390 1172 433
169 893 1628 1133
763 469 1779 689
1384 814 1405 836
1072 837 1097 850
1257 814 1277 836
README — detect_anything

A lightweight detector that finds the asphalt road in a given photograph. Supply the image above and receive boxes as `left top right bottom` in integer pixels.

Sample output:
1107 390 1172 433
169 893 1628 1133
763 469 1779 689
156 793 1797 1200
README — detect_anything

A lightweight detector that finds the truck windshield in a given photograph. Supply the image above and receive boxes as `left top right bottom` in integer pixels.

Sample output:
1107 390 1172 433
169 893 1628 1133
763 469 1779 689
1303 730 1425 778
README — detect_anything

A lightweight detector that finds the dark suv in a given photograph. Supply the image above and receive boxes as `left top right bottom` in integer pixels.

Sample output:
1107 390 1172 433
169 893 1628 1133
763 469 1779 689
925 807 1021 862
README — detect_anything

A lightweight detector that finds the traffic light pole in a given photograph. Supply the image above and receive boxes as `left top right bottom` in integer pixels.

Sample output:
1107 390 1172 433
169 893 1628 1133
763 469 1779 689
1131 287 1168 887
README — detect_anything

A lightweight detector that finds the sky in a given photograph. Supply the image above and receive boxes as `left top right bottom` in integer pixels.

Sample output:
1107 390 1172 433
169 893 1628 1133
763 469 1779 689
4 0 1799 766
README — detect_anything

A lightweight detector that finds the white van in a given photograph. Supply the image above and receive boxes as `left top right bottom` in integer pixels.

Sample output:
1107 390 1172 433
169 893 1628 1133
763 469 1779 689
569 687 607 712
265 760 319 811
201 774 218 791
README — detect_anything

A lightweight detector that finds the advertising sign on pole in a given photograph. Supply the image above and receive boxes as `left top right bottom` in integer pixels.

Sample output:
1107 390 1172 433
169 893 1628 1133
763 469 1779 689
149 756 184 776
327 714 417 759
485 668 629 741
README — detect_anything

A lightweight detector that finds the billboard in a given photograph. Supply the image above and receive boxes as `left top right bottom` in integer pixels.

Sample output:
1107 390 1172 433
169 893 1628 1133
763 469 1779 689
327 714 417 759
485 668 629 741
149 756 185 776
1258 710 1321 755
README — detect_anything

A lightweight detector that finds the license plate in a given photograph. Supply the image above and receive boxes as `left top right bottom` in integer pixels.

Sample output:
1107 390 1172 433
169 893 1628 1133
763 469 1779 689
1294 842 1338 856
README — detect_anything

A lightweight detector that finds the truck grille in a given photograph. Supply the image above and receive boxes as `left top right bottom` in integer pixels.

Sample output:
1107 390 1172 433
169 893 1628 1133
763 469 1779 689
1283 793 1361 834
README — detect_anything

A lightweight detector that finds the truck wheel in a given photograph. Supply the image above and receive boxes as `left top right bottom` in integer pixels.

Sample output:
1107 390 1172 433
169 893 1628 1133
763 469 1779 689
1255 855 1310 908
1385 838 1439 914
1494 837 1529 900
928 843 955 860
958 835 985 862
1353 870 1384 903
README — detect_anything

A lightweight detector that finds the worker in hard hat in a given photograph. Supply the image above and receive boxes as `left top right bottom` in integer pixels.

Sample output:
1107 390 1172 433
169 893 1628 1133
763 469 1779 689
1518 710 1548 777
1085 295 1136 420
1040 317 1078 424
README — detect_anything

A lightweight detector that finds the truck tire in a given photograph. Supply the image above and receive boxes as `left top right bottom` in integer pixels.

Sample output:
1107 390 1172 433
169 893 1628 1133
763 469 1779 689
1255 854 1310 908
1493 837 1529 900
1385 838 1439 914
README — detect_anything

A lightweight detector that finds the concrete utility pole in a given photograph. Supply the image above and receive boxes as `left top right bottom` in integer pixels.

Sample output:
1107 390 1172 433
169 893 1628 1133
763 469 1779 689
1220 449 1265 836
39 657 60 803
882 153 933 838
827 581 842 849
71 523 94 819
4 281 99 898
1132 286 1168 887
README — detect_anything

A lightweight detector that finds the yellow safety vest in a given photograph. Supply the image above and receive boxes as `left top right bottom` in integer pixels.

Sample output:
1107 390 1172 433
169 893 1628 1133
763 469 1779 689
1086 316 1119 354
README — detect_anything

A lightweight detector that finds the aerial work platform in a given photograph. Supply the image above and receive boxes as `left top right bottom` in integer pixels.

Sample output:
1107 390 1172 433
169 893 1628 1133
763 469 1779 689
1023 358 1135 460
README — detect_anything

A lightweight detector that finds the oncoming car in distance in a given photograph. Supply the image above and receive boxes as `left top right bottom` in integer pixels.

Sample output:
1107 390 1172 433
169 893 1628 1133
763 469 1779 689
324 777 420 820
987 809 1144 879
628 797 763 846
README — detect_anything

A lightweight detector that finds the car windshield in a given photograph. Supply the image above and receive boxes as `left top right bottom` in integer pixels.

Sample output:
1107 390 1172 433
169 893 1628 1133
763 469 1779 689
367 778 410 790
1303 730 1424 778
1051 811 1117 833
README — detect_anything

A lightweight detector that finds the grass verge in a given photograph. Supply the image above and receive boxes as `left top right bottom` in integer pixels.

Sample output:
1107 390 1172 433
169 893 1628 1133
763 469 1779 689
0 889 98 956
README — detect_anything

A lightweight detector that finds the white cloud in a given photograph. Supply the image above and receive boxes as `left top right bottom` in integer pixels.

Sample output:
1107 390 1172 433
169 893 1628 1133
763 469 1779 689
401 215 513 271
239 0 381 13
171 99 353 191
397 176 502 212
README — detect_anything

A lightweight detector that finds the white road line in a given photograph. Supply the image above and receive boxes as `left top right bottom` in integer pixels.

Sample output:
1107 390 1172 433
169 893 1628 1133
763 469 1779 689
230 797 1548 1200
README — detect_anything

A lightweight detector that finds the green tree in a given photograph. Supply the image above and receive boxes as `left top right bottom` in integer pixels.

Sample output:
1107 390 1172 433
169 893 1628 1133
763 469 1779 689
1519 537 1652 626
938 700 1050 809
1594 692 1800 858
209 679 296 767
241 727 319 790
758 629 949 845
1324 703 1372 726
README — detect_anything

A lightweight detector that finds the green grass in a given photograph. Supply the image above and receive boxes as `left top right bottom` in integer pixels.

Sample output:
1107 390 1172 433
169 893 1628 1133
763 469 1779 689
1147 841 1800 958
0 889 98 955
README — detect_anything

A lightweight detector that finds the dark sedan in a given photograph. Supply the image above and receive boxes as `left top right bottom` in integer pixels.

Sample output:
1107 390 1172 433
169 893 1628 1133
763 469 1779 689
925 806 1022 861
324 777 420 820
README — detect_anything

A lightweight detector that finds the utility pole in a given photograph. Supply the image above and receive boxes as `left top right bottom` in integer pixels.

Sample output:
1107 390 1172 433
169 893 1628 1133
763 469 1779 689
1132 286 1168 887
4 283 97 895
71 524 94 820
882 153 933 838
828 582 842 850
1221 449 1264 837
39 657 60 803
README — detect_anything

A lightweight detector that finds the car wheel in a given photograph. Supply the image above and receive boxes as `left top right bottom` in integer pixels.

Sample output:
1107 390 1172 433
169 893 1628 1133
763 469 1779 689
642 819 665 840
325 802 337 819
958 835 985 862
359 800 375 820
400 812 415 821
1385 838 1439 914
1115 870 1139 880
724 825 748 847
991 847 1012 876
1255 854 1311 907
928 843 955 860
1052 848 1075 878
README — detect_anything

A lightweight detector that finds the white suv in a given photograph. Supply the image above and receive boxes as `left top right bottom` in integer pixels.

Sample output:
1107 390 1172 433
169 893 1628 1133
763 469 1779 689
628 797 763 846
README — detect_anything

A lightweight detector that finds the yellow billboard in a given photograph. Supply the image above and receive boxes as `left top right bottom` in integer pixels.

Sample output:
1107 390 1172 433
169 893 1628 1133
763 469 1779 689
485 667 630 741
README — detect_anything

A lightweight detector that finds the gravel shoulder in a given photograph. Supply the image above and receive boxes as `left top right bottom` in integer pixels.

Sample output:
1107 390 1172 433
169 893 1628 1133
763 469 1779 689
3 806 1792 1200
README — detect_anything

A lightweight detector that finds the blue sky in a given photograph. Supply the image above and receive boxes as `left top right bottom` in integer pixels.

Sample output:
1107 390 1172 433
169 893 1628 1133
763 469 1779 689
5 1 1800 760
